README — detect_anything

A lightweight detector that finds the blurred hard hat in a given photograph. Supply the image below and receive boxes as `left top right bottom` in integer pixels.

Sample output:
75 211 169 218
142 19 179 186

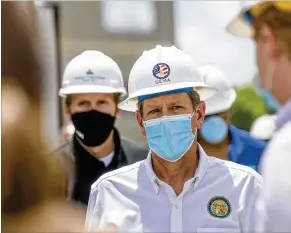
59 50 127 97
227 0 291 37
250 114 277 140
201 65 237 115
118 45 217 112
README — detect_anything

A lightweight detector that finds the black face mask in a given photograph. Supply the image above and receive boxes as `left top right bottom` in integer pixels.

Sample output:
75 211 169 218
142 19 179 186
71 110 115 147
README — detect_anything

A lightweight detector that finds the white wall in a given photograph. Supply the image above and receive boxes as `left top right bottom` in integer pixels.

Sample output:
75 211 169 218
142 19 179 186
36 3 60 149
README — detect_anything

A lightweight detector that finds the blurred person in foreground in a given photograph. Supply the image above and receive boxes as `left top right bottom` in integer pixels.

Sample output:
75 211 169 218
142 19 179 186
197 65 266 172
1 2 95 232
54 51 148 205
86 45 263 232
227 1 291 231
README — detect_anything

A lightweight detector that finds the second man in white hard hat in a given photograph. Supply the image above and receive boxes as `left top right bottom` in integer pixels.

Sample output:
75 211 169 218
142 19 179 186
55 50 148 205
86 45 262 232
197 65 266 172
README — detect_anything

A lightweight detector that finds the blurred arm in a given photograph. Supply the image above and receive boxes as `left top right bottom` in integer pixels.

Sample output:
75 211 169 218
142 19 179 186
86 187 102 230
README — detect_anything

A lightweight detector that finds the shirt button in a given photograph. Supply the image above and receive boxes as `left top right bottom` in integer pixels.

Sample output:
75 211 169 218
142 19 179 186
175 204 178 209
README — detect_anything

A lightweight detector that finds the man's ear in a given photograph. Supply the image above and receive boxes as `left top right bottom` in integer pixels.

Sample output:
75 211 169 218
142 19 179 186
195 101 206 130
65 107 72 121
136 111 146 137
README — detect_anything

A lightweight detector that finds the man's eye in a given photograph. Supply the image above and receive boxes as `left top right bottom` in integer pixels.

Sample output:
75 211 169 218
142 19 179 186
173 105 183 110
98 100 108 105
78 101 89 106
148 109 160 115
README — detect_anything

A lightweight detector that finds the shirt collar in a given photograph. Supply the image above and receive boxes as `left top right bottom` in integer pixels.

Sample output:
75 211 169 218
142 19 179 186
228 125 244 162
144 144 209 194
276 98 291 130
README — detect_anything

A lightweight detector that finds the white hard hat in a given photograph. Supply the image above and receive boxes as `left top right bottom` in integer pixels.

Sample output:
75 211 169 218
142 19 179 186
250 114 277 140
201 65 237 115
59 50 127 97
118 45 217 112
227 0 291 37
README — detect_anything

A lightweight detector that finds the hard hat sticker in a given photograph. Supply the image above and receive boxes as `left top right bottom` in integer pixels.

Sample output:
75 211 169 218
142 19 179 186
86 69 94 75
152 63 170 79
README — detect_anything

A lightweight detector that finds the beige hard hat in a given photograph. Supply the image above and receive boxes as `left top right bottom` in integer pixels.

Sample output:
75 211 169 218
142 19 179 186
227 0 291 37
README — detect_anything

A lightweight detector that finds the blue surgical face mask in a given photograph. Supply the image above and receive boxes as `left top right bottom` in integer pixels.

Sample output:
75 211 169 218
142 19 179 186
143 113 196 162
200 115 228 144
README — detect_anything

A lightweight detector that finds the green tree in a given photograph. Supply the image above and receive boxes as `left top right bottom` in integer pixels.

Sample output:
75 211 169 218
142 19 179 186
231 85 269 131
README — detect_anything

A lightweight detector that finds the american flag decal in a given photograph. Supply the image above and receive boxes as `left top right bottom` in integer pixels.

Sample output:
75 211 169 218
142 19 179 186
152 63 170 79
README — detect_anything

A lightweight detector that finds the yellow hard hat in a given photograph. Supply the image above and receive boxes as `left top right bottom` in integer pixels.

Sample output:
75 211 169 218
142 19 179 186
227 1 291 37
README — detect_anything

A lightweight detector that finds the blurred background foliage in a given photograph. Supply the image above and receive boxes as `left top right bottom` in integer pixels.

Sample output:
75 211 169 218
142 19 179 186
231 85 273 131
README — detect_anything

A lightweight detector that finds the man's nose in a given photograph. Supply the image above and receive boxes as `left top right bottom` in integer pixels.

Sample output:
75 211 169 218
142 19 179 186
160 106 173 117
89 103 100 111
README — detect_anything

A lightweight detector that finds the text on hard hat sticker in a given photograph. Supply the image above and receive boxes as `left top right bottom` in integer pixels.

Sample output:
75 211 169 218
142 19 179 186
72 69 106 85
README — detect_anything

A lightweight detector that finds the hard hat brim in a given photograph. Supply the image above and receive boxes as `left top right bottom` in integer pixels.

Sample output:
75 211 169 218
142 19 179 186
205 89 237 115
227 15 253 37
59 85 127 97
118 82 217 112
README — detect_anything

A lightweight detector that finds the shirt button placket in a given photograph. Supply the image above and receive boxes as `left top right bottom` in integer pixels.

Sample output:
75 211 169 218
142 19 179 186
171 198 183 232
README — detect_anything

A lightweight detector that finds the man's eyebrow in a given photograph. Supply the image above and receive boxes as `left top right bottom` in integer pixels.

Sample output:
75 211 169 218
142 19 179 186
145 100 183 108
77 99 90 103
168 100 182 105
143 103 160 109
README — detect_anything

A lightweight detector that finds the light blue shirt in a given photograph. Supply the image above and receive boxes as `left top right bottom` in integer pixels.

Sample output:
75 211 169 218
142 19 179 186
86 145 263 232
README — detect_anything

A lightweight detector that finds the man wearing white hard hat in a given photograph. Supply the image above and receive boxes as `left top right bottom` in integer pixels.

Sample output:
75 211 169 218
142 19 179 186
227 1 291 231
86 45 262 232
197 65 266 172
55 50 148 205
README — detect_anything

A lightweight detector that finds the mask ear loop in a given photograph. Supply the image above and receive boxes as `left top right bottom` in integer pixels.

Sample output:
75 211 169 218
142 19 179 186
190 110 197 134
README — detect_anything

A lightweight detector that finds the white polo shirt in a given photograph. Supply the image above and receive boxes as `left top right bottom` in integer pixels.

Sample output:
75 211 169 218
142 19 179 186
86 145 263 233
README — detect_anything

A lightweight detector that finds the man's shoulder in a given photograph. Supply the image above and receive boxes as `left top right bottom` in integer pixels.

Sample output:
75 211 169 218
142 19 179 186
263 122 291 160
271 121 291 146
120 137 149 163
91 160 144 190
208 156 263 184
